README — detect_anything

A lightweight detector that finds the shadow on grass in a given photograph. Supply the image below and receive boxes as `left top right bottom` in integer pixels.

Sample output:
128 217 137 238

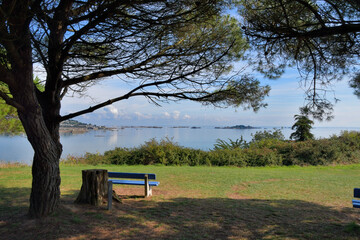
1 187 360 240
0 186 30 220
108 197 360 240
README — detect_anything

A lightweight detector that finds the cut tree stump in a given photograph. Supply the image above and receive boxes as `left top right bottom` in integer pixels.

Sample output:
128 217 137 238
75 169 108 206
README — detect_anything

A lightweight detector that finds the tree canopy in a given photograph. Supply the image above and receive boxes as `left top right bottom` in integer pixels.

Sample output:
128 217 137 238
238 0 360 120
27 0 269 119
0 0 270 218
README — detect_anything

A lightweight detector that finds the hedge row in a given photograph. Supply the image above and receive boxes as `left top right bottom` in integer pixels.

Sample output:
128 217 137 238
62 131 360 167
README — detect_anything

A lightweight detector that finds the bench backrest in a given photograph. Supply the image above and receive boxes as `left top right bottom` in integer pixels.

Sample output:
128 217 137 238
108 172 156 180
355 188 360 198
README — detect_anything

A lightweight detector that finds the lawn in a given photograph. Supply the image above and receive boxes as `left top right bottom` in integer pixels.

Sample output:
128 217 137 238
1 163 360 239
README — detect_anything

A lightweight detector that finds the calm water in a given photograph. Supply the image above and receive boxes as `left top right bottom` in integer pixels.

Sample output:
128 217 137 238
1 126 360 165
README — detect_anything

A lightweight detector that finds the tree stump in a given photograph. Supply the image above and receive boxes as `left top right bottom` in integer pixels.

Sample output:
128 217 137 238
75 169 108 206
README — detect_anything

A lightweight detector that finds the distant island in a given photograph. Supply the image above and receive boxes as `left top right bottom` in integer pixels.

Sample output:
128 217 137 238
119 126 163 129
60 120 259 133
60 120 110 134
215 125 259 129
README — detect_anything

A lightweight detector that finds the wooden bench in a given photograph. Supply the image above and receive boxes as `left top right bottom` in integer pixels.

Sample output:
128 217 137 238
353 188 360 208
107 172 160 210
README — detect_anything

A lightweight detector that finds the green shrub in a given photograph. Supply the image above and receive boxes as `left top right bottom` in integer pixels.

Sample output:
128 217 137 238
84 152 108 165
243 148 282 166
209 148 246 167
61 155 87 165
251 129 285 142
73 131 360 167
104 147 133 165
213 137 248 150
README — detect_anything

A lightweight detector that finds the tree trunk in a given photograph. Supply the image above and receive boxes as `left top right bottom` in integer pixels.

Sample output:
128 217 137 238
75 169 108 206
3 0 64 218
29 148 61 217
19 107 63 218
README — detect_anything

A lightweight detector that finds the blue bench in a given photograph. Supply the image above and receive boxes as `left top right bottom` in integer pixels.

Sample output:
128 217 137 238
353 188 360 208
107 172 160 210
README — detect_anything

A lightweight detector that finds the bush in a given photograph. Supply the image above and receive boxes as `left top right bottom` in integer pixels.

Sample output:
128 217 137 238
70 131 360 167
213 137 248 150
243 148 282 166
208 148 246 167
251 129 285 142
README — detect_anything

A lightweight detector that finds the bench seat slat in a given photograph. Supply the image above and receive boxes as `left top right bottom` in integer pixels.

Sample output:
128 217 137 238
109 179 160 186
108 172 156 180
353 200 360 208
354 188 360 198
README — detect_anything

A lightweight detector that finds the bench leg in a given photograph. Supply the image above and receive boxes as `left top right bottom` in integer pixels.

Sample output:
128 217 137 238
107 181 113 210
144 175 152 197
148 186 152 196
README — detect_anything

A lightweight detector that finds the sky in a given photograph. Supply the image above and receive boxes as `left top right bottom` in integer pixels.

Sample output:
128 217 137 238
58 66 360 128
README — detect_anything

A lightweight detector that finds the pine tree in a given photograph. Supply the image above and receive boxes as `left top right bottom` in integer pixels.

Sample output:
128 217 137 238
290 114 314 141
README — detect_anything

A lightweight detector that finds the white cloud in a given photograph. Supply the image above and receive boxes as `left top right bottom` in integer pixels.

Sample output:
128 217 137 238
183 114 191 120
135 112 153 119
105 105 119 118
173 111 180 120
164 112 171 118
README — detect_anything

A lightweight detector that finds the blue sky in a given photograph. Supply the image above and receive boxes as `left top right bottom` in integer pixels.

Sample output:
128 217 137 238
59 66 360 128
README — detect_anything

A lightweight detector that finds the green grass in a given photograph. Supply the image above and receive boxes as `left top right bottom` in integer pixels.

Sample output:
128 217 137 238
1 163 360 239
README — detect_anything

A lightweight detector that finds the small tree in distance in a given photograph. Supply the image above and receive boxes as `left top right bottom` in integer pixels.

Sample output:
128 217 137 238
290 109 314 141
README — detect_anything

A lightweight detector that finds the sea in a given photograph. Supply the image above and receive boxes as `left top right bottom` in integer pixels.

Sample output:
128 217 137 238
1 126 360 165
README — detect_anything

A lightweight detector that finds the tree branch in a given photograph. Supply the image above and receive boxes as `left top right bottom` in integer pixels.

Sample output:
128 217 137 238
59 90 216 122
248 23 360 40
0 90 25 112
62 36 234 88
61 1 123 58
295 0 326 28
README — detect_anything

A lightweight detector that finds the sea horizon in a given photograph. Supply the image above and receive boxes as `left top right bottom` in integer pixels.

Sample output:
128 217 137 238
1 126 360 165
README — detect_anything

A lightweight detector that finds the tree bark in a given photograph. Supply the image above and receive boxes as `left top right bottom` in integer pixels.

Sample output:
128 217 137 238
17 97 62 218
29 148 61 217
75 169 108 206
6 8 63 218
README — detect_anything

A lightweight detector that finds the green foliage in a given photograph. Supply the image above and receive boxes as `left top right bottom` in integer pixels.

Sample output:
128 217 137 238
243 148 282 166
214 129 284 150
62 131 360 168
237 0 360 120
251 129 285 142
103 138 210 166
0 103 24 135
208 148 246 166
0 77 43 135
213 136 248 150
290 114 314 141
0 83 23 135
350 73 360 99
208 76 270 111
